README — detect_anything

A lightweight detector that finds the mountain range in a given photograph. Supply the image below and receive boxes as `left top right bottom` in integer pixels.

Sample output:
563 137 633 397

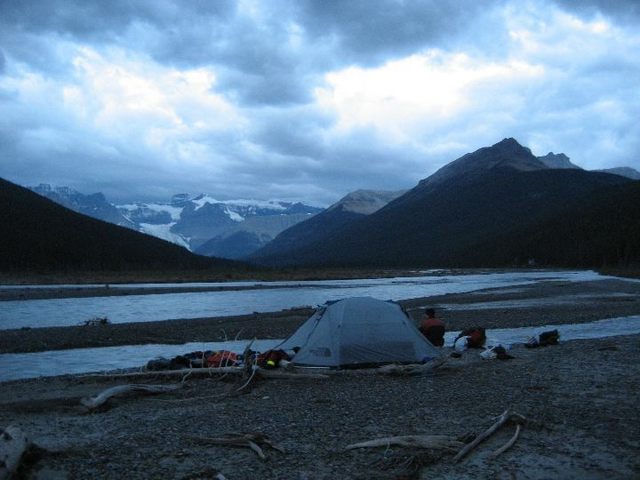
248 189 406 263
249 138 639 268
29 186 322 259
9 137 640 272
0 178 240 273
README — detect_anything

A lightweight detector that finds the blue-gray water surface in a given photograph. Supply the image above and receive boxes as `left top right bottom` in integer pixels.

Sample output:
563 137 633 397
0 270 607 330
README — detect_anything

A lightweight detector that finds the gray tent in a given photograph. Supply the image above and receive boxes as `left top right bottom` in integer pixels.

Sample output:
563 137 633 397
278 297 440 368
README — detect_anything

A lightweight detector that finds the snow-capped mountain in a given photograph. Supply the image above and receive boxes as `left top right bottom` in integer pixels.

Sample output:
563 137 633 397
30 186 322 258
119 193 322 253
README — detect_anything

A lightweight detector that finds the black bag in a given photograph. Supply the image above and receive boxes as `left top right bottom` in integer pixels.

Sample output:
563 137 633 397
526 329 560 348
538 329 560 346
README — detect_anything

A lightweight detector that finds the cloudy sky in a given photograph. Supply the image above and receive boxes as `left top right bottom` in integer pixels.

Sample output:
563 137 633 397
1 0 638 205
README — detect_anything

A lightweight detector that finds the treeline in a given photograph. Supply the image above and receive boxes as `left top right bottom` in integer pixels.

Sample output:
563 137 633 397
464 181 640 268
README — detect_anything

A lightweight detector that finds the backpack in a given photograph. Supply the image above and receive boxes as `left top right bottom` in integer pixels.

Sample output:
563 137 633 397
525 329 560 348
538 329 560 346
256 349 290 369
455 327 486 349
206 350 239 368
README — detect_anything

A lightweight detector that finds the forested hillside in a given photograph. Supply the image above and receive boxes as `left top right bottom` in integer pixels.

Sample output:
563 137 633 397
462 181 640 268
0 178 241 273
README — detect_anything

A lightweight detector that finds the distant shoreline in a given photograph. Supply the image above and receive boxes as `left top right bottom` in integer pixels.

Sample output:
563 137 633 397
0 267 428 287
0 267 606 301
0 282 342 302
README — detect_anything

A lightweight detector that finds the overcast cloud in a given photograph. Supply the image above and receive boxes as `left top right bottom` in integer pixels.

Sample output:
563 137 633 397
0 0 638 204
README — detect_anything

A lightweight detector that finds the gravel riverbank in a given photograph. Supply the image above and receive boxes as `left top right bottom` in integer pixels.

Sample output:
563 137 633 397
1 335 638 479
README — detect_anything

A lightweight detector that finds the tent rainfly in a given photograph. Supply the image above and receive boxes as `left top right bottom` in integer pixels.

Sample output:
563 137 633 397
277 297 440 368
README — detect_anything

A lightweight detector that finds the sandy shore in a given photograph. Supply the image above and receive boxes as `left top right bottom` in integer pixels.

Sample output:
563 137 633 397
1 277 640 479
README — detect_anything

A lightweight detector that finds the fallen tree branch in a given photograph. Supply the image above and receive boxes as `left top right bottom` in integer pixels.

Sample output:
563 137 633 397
80 383 183 410
232 366 259 396
80 367 329 381
489 424 521 459
258 370 329 380
453 410 510 463
453 410 526 463
346 435 464 451
231 340 259 395
81 360 452 381
189 432 285 460
79 367 242 379
0 425 30 480
376 357 447 376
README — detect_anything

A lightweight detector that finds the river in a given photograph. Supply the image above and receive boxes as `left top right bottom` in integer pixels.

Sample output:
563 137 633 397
0 270 605 329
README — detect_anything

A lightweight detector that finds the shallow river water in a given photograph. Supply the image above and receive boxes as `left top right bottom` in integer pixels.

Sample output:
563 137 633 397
0 270 606 329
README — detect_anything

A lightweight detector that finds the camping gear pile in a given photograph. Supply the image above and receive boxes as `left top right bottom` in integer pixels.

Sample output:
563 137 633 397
451 327 514 360
453 327 488 352
145 297 563 372
146 297 440 371
450 326 561 360
146 349 297 371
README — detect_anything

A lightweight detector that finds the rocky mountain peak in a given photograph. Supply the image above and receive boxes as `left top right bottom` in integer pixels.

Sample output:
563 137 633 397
420 138 546 188
493 137 530 153
538 152 581 170
32 184 79 197
327 189 407 215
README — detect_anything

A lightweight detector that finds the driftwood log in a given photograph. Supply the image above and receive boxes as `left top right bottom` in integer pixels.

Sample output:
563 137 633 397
453 409 526 463
80 367 329 381
80 367 328 409
490 423 521 458
79 357 448 381
0 425 30 480
189 432 285 460
346 435 464 451
80 383 183 410
376 357 447 375
345 409 527 470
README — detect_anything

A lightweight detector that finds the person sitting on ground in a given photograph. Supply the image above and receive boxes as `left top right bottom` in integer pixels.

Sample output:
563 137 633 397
419 308 446 347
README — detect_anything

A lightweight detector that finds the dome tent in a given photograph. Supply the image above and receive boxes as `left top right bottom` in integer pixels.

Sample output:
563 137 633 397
278 297 440 368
